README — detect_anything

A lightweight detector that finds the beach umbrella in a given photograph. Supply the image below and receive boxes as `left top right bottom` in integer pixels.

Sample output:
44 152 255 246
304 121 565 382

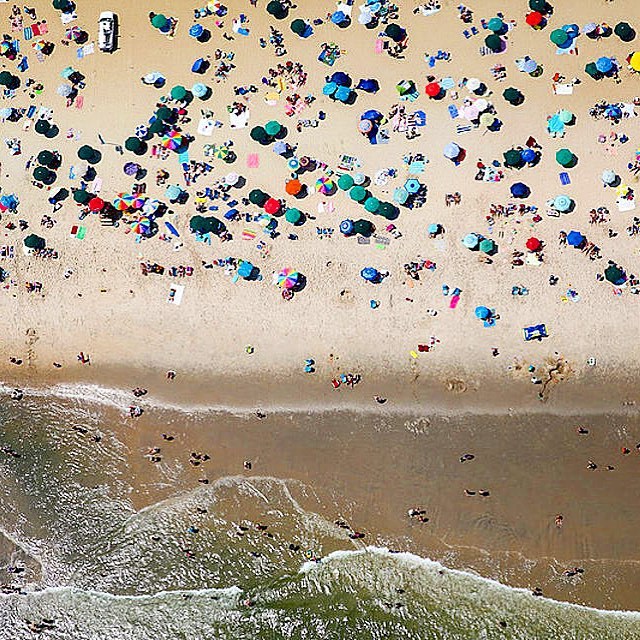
377 202 397 220
273 141 287 155
0 71 12 85
353 219 373 236
526 12 543 27
526 237 542 252
124 136 144 153
488 17 504 33
32 166 50 182
124 162 140 176
584 62 602 79
567 230 585 247
285 179 302 195
225 172 240 186
479 238 496 254
485 34 502 52
425 82 441 98
23 234 45 250
353 172 366 185
404 179 421 194
529 0 548 12
630 52 640 71
443 142 460 160
170 85 187 101
161 130 183 151
614 22 635 42
338 174 355 191
356 78 379 93
550 29 568 46
503 87 524 105
287 157 300 172
558 109 574 124
553 195 572 212
165 184 183 201
189 23 204 38
148 119 166 136
522 59 538 74
349 186 367 202
266 0 287 19
556 148 576 168
88 197 104 212
330 71 351 87
362 109 382 122
358 119 373 134
156 106 173 122
564 24 580 39
277 267 299 289
151 14 169 30
601 169 616 185
605 104 622 119
393 187 409 204
143 71 163 84
78 145 96 161
605 265 626 285
360 267 380 282
249 189 268 206
189 215 208 233
35 119 50 135
547 113 565 134
364 197 380 213
428 223 441 236
340 219 354 235
37 150 54 167
142 199 160 215
331 10 347 25
264 198 281 215
56 83 73 97
384 24 405 43
582 22 598 36
315 176 335 194
285 208 302 224
596 57 613 73
504 149 523 167
475 306 491 320
131 217 151 235
113 193 133 211
73 189 90 204
0 107 12 119
335 85 351 103
462 233 479 249
510 182 530 198
250 125 268 143
479 113 496 128
191 83 209 98
322 82 338 96
291 19 307 36
265 120 282 137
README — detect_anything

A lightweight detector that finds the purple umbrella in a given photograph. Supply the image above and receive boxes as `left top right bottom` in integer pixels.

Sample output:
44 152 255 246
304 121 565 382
123 162 139 176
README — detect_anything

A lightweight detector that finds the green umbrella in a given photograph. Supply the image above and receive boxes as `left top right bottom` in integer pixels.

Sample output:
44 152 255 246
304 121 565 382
487 17 504 33
614 22 635 42
151 14 169 29
149 119 166 135
503 149 523 167
337 174 354 191
33 166 50 182
349 186 367 202
529 0 548 12
502 87 523 105
170 85 187 101
156 106 173 122
291 19 307 36
485 34 502 52
250 126 268 143
604 265 625 284
0 71 11 86
479 238 496 254
41 169 57 185
34 119 50 135
353 219 374 236
249 189 268 206
285 208 302 224
53 0 73 11
37 150 54 167
77 145 96 160
377 202 397 220
24 234 46 250
384 24 404 42
44 124 59 139
125 136 143 153
556 148 576 168
558 109 574 124
363 197 380 213
189 215 208 233
550 29 568 46
584 62 602 79
264 120 281 137
73 189 91 204
266 0 286 19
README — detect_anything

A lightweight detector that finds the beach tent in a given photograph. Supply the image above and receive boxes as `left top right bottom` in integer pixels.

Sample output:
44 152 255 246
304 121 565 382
567 230 585 247
338 174 355 191
556 148 577 168
23 234 45 250
330 71 351 87
356 79 379 93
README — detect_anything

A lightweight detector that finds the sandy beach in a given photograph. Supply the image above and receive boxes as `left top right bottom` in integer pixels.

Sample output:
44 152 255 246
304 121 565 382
1 0 640 636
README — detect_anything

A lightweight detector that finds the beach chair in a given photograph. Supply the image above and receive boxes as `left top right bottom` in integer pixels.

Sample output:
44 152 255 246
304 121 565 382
523 324 548 341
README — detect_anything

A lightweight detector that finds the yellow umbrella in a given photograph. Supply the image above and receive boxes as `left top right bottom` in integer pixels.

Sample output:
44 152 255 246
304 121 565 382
630 52 640 72
616 184 630 196
479 112 494 127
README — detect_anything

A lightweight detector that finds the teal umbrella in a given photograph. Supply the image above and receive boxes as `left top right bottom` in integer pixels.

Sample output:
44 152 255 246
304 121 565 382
363 197 380 213
349 186 367 202
285 208 302 224
553 195 572 212
338 174 354 190
487 17 504 33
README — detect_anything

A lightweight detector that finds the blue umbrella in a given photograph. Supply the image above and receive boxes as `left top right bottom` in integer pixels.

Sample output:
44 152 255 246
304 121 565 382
273 140 287 155
428 223 440 235
340 219 354 235
562 24 580 38
331 10 347 24
330 71 351 86
404 179 421 194
189 24 204 38
475 306 491 319
191 83 208 98
567 230 585 246
356 78 379 93
362 109 382 121
521 148 536 163
322 82 338 96
605 104 622 119
393 187 409 204
335 85 352 103
191 58 209 74
596 56 613 73
462 233 479 249
287 158 300 171
238 261 254 278
510 182 530 198
164 221 180 236
547 113 565 134
165 184 182 200
361 267 380 282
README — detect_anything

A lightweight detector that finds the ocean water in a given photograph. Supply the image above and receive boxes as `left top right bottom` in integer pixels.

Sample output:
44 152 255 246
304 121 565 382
1 389 640 639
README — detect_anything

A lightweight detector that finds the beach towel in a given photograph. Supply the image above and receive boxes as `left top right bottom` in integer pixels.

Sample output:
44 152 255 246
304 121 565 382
197 117 215 136
246 153 259 168
83 42 94 55
76 47 84 59
449 295 461 309
23 27 33 41
38 22 48 35
229 110 249 129
75 95 84 109
178 150 189 166
559 172 570 185
61 12 77 25
408 160 425 174
553 83 573 95
456 124 472 134
76 226 86 240
18 56 28 72
448 104 459 119
375 38 385 54
91 177 102 193
242 228 257 240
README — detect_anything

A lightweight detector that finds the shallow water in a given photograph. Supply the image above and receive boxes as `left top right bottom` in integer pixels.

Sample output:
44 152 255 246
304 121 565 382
1 389 640 638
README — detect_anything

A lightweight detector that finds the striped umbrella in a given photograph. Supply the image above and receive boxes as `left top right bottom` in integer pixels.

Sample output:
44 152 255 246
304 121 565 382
315 176 335 194
113 193 134 211
161 130 184 150
130 196 146 210
131 217 152 235
276 267 299 289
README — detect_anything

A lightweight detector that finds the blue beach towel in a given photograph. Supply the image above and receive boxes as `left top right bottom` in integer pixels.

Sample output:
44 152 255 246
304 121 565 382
448 104 459 119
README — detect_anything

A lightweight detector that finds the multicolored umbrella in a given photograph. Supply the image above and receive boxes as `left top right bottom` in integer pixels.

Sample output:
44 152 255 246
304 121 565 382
131 217 152 235
113 193 134 211
211 145 229 160
161 130 184 150
276 267 299 289
315 176 335 194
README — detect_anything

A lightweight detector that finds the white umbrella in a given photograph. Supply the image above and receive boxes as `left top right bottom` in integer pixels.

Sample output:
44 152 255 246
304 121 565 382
601 169 616 185
57 83 73 97
142 198 160 215
358 10 373 24
225 172 240 186
466 78 481 92
443 142 460 159
474 98 489 112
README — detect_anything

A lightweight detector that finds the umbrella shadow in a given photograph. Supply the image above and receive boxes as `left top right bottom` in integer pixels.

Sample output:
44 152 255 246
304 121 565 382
292 273 307 293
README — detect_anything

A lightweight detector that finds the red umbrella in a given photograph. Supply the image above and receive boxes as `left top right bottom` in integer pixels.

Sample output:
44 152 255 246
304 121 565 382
526 237 541 251
88 197 105 212
525 11 543 27
264 197 281 215
425 82 441 97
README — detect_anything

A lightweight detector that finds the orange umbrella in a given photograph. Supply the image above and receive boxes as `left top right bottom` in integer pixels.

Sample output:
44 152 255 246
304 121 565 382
285 179 302 196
